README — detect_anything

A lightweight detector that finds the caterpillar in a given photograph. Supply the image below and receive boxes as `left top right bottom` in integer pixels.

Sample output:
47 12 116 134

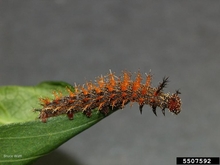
35 70 182 123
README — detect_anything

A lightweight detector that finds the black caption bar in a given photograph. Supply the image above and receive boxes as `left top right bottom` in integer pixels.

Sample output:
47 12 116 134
177 157 219 165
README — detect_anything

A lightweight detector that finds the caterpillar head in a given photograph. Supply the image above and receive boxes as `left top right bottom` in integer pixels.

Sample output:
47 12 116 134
168 90 181 115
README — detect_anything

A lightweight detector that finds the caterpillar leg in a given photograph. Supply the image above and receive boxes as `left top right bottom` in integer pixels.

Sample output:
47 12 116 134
152 104 157 116
139 104 144 114
162 107 165 116
67 111 74 120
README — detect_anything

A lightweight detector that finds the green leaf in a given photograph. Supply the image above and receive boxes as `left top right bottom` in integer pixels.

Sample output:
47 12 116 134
0 81 73 125
0 82 114 165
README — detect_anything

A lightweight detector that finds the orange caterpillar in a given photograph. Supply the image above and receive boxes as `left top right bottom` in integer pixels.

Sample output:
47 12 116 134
35 70 182 122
